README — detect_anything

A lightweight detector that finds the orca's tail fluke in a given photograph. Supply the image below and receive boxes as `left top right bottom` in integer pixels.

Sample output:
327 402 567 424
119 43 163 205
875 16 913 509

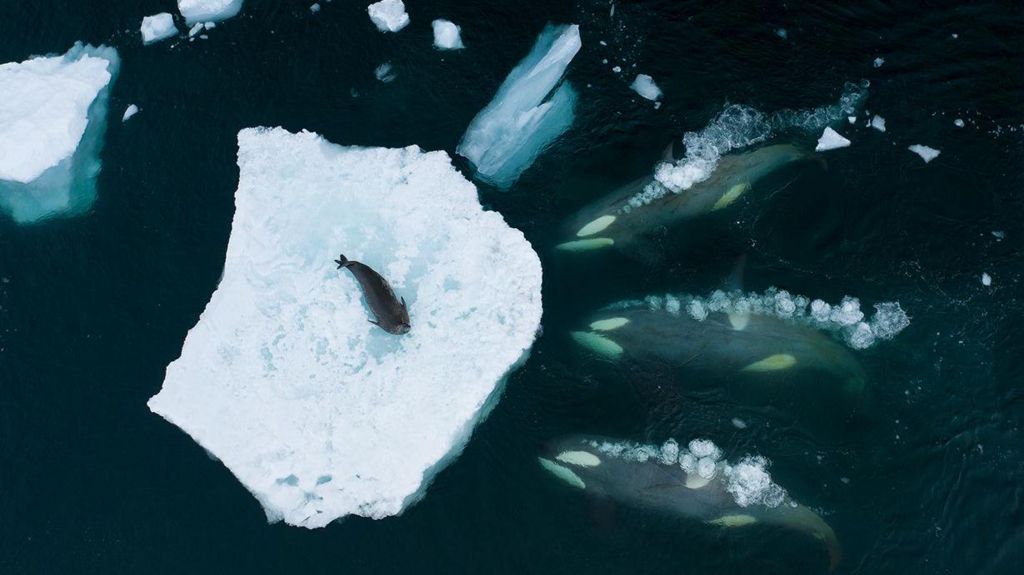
335 254 349 269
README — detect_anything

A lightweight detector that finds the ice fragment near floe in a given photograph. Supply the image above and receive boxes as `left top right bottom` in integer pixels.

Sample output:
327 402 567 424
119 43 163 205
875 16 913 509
141 13 178 44
630 74 662 102
367 0 409 33
457 24 581 190
870 115 886 132
982 273 992 286
908 144 940 163
374 62 395 83
816 127 851 151
147 127 543 528
0 43 119 224
122 104 139 122
432 20 464 50
178 0 244 25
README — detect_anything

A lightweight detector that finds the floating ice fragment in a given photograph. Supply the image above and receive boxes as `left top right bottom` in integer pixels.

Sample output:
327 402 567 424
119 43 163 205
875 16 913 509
178 0 244 25
141 13 177 45
457 24 581 190
188 23 204 38
870 115 886 132
816 127 851 151
992 230 1005 239
612 65 622 73
982 273 992 286
630 74 662 102
310 3 320 14
432 19 464 50
954 118 965 127
731 418 748 429
147 127 543 528
374 62 396 82
775 28 788 39
0 43 120 223
367 0 409 33
847 116 856 124
908 144 940 163
873 57 885 68
122 104 139 122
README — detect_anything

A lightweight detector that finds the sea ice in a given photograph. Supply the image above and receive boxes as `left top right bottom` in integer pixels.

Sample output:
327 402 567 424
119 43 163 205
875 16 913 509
816 127 851 151
908 144 940 163
367 0 409 33
954 118 965 128
630 74 662 101
457 24 581 190
141 13 177 45
122 104 139 122
870 115 886 132
873 57 885 68
982 273 992 286
432 19 464 50
374 62 396 83
148 127 543 528
178 0 244 25
0 43 119 224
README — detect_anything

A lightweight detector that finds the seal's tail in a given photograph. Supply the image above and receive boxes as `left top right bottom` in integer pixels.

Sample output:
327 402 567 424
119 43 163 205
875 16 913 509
335 254 350 269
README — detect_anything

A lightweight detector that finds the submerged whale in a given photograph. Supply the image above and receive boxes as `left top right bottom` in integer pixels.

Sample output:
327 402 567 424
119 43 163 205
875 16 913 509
557 144 818 256
539 436 841 571
570 297 867 397
335 254 411 335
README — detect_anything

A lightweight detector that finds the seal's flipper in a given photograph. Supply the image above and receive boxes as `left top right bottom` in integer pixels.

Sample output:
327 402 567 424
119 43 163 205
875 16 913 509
335 254 349 269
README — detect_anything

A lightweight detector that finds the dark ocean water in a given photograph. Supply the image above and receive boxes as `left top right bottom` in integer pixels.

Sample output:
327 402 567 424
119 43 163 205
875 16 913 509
1 1 1022 573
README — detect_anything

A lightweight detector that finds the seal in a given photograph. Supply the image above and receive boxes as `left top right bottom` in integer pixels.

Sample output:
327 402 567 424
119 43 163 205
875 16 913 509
334 254 411 335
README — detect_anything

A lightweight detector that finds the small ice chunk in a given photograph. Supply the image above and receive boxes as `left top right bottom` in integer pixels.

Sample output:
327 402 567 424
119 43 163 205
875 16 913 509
981 273 992 286
147 127 543 527
847 116 856 124
908 144 940 163
815 127 851 151
992 230 1005 239
188 23 204 38
310 3 320 13
140 13 178 45
954 118 964 127
374 62 396 83
612 65 622 73
204 21 216 30
630 74 662 102
731 418 748 429
178 0 244 25
870 115 886 132
775 28 787 39
0 43 120 224
873 57 885 68
432 20 464 50
457 24 581 190
122 104 139 122
367 0 409 33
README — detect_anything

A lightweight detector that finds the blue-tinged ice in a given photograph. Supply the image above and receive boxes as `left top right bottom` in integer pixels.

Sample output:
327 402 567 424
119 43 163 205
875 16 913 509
457 24 582 190
148 128 543 528
0 43 119 224
178 0 244 25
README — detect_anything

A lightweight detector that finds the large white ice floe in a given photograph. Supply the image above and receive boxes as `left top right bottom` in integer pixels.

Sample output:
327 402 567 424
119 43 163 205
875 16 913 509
367 0 410 33
457 24 581 190
148 127 543 528
141 13 178 44
432 19 464 50
631 81 868 209
0 43 119 224
178 0 244 25
815 127 851 151
610 287 910 350
630 74 662 102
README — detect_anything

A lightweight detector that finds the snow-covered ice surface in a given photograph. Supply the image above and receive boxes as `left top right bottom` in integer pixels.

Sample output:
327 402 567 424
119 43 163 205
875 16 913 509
141 13 177 45
908 144 941 163
632 81 867 207
368 0 409 33
122 104 139 122
870 115 886 132
148 127 543 528
589 438 787 508
0 43 119 224
457 24 581 190
816 127 851 151
432 19 464 50
608 287 910 350
630 74 662 101
178 0 244 24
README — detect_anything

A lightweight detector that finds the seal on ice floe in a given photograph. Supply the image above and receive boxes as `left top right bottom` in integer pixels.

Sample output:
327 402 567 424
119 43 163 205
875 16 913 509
335 254 411 335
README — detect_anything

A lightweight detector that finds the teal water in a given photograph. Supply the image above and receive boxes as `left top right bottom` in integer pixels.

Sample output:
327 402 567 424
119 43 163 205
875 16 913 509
0 1 1022 573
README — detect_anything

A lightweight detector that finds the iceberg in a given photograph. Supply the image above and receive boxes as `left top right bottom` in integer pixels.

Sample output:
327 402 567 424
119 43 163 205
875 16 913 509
148 127 543 528
815 127 851 151
0 43 119 224
141 13 178 45
630 74 662 102
432 19 464 50
367 0 409 33
177 0 244 25
457 24 581 190
908 144 940 163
